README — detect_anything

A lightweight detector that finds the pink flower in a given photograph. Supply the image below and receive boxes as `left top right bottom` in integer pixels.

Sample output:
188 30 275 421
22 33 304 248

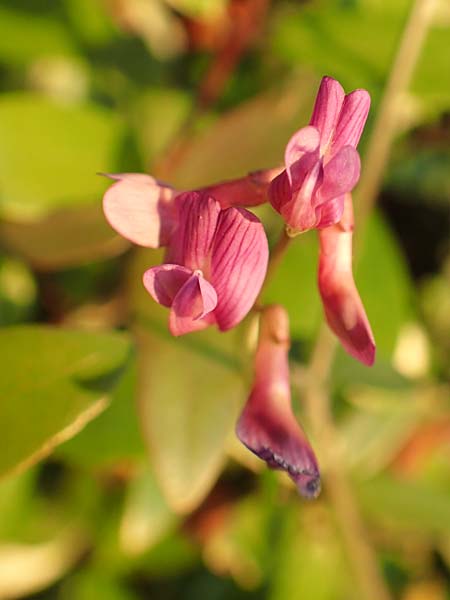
236 305 320 498
143 191 269 336
318 194 375 366
269 76 370 234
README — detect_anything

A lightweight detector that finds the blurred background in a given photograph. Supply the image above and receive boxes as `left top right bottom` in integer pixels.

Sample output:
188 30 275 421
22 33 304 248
0 0 449 598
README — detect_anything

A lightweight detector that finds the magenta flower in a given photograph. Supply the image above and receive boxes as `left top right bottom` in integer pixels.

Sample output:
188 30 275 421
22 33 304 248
318 194 375 366
269 76 370 234
143 191 268 335
236 305 320 498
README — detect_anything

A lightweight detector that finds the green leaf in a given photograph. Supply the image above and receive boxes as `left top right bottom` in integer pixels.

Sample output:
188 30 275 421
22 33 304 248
0 93 123 220
0 256 37 324
0 325 131 479
0 5 77 66
262 231 321 339
0 204 129 271
357 475 450 536
356 212 415 358
58 360 145 468
138 324 243 514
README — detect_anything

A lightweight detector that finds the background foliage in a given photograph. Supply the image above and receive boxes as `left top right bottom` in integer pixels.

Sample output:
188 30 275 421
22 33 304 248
0 0 449 598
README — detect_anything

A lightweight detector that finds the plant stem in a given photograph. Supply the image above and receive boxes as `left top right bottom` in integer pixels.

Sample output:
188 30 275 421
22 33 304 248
302 0 437 598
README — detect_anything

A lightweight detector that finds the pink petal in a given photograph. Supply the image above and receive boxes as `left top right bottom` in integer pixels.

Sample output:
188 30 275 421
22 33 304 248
309 76 345 155
236 305 320 499
211 207 268 330
316 194 346 229
318 196 375 366
285 126 320 170
331 89 371 155
102 173 176 247
169 272 218 336
268 169 291 213
280 156 323 232
142 264 192 307
318 146 361 201
169 192 220 270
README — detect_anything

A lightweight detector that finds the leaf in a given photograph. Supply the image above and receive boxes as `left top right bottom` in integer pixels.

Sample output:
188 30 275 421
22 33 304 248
356 212 415 358
58 360 145 468
0 325 131 479
119 466 176 555
0 93 123 220
269 504 349 600
357 475 450 536
137 325 243 514
0 204 129 271
262 231 321 339
0 4 77 66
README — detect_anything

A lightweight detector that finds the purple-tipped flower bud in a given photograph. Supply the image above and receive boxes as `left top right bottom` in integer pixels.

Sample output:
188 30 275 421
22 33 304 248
236 305 320 499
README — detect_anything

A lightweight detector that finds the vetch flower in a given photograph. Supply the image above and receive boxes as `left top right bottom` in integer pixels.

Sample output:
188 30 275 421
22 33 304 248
236 305 321 499
269 76 370 234
143 191 269 336
318 193 375 366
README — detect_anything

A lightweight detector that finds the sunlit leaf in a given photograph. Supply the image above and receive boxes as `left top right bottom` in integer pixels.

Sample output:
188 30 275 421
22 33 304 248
0 326 131 479
0 256 37 324
0 93 123 220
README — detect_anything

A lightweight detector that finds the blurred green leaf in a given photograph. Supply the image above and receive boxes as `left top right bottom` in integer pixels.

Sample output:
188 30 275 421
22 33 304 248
58 360 145 468
357 212 415 358
0 93 123 220
269 505 349 600
262 232 321 339
138 324 243 513
119 466 177 556
358 475 450 536
0 204 129 271
0 5 77 66
0 325 131 478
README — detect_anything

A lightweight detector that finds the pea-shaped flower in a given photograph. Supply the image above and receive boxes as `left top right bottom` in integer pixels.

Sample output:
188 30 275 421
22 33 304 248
269 76 370 234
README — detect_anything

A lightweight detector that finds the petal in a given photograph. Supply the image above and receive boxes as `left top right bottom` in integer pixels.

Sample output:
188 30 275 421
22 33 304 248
318 146 361 201
102 173 176 247
316 194 345 229
235 306 321 499
285 126 320 170
142 264 192 307
331 89 371 154
200 167 284 209
309 76 345 154
280 156 324 232
318 197 376 366
169 192 220 270
268 169 291 213
211 207 269 330
169 272 218 336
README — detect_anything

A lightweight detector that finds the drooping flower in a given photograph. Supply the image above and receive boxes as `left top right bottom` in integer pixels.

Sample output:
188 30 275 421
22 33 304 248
318 193 375 366
269 76 370 234
143 191 269 336
236 305 320 498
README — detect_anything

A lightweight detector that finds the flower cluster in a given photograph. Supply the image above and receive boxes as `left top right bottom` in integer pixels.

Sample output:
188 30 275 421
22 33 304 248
102 76 375 498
